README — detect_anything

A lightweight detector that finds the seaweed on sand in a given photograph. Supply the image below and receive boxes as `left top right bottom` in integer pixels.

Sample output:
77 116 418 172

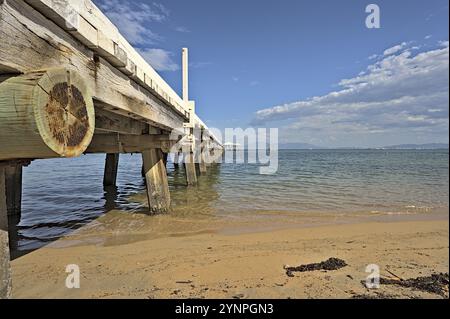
379 273 449 298
284 258 348 277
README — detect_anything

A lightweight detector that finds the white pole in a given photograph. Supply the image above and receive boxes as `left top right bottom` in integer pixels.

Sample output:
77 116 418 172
182 48 189 103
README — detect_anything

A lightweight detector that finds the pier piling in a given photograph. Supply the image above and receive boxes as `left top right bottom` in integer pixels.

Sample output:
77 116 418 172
5 164 22 218
103 154 119 187
142 149 170 213
184 151 198 186
173 152 180 169
199 151 208 174
0 0 223 298
0 164 12 299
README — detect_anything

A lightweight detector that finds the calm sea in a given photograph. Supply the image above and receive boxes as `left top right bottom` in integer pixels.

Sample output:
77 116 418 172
11 149 449 252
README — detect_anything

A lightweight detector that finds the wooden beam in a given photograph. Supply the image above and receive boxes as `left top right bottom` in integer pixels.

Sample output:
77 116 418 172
23 0 188 117
95 108 147 135
142 149 170 213
103 154 119 187
0 164 12 299
86 134 175 154
0 69 95 161
0 0 187 132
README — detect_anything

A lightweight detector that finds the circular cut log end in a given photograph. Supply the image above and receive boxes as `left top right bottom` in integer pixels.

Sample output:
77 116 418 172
34 69 95 158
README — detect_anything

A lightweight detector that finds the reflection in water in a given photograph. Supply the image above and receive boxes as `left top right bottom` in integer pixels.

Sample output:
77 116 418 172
103 186 118 211
8 215 21 259
9 156 224 255
169 164 221 217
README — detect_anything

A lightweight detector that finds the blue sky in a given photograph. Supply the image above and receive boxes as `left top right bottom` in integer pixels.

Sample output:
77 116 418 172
94 0 449 147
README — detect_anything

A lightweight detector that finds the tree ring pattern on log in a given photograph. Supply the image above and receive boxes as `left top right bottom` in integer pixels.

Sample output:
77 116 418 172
45 82 90 151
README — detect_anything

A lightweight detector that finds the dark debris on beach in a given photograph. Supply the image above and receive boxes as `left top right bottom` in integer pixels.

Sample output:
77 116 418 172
379 273 449 298
285 258 348 277
351 292 397 299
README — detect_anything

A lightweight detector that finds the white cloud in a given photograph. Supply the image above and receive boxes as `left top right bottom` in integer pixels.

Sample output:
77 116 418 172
250 80 260 86
175 26 191 33
152 2 170 17
252 42 449 146
95 0 169 45
139 48 179 71
425 35 433 40
383 42 408 56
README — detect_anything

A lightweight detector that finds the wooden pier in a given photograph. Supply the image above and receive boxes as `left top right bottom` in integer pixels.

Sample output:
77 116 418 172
0 0 222 298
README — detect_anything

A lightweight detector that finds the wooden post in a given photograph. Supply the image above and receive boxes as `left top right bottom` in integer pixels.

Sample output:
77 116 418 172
198 128 207 174
173 152 180 169
211 147 223 164
199 150 207 174
205 142 212 167
5 164 22 217
142 149 170 213
163 152 168 167
103 153 119 186
0 164 12 299
210 148 216 165
0 69 95 161
184 152 197 186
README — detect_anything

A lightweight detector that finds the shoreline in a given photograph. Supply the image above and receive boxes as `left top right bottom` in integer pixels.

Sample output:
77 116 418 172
11 216 449 299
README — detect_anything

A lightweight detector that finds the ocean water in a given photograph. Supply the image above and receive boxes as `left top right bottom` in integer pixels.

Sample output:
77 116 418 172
10 149 449 252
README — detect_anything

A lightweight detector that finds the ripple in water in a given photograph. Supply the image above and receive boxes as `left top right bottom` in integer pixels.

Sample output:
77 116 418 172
11 150 449 253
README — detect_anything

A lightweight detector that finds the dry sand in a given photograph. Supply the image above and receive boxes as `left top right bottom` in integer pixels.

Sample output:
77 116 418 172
10 211 449 299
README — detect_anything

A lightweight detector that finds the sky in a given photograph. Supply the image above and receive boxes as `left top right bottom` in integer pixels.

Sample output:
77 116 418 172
93 0 449 148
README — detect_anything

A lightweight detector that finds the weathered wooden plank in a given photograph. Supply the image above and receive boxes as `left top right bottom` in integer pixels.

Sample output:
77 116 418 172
86 134 175 154
0 0 187 132
95 108 147 135
142 149 170 213
23 0 188 116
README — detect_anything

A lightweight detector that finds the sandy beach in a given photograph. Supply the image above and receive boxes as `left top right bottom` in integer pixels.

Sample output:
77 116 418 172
10 214 449 299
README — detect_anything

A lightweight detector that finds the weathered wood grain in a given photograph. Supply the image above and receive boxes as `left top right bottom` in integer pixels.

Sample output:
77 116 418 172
184 152 198 186
95 108 147 135
86 134 175 154
23 0 187 116
0 69 95 160
142 148 170 213
0 0 187 132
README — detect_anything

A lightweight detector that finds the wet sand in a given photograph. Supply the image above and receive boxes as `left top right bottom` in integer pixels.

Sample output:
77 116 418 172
10 213 449 299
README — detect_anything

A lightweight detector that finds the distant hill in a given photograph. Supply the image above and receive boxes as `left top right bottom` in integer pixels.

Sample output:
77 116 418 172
279 143 326 149
277 143 448 150
381 143 449 150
